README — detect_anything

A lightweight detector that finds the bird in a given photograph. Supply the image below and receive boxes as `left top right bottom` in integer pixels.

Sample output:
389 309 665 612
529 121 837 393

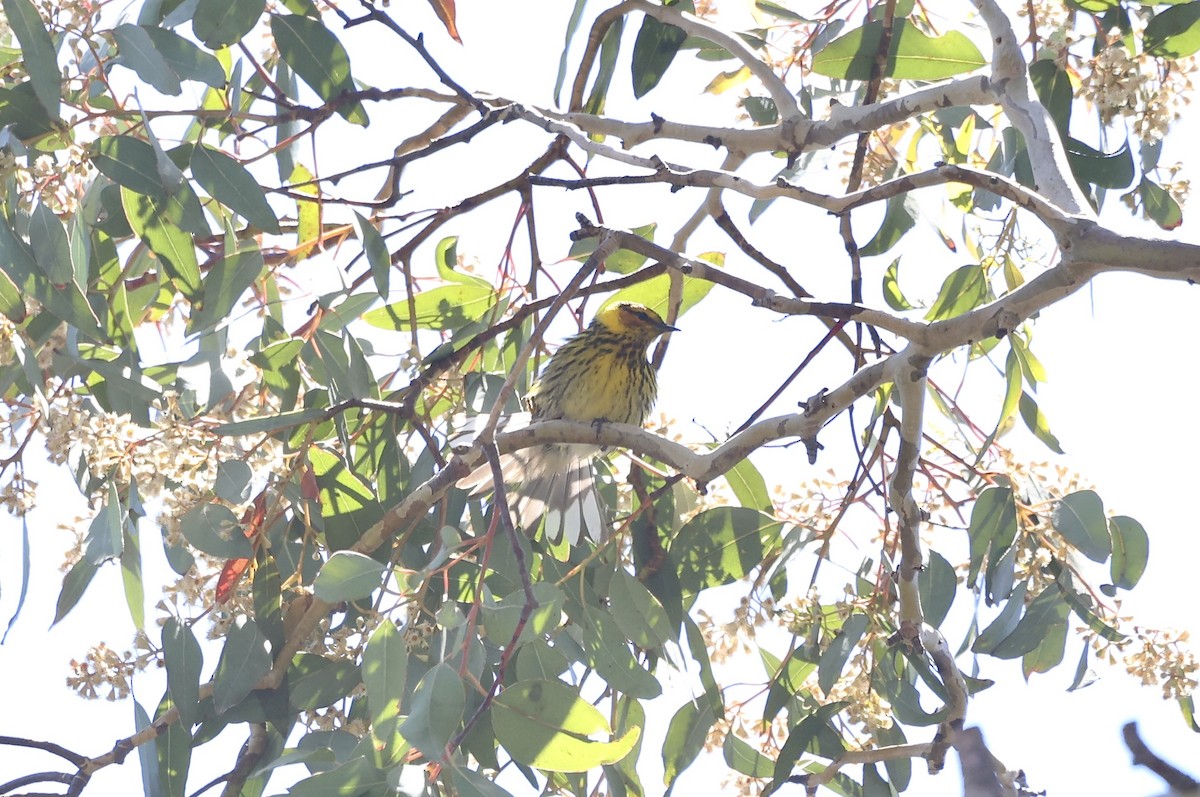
459 301 677 545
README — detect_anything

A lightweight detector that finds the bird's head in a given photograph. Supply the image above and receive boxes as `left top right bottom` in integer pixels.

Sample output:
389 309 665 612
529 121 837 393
594 302 678 342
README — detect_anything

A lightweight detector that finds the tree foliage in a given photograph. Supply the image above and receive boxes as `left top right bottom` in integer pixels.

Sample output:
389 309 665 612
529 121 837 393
0 0 1197 795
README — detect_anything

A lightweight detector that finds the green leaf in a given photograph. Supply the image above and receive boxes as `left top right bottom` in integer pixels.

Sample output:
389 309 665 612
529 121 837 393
1139 177 1184 230
287 653 360 710
599 266 714 321
191 244 264 333
94 137 168 198
121 187 203 301
1109 515 1149 590
399 662 464 759
662 698 715 786
671 508 779 599
761 647 815 722
214 460 253 504
1067 136 1134 191
363 620 408 767
355 212 390 297
861 194 917 257
883 258 915 311
155 694 192 797
608 569 673 649
4 0 60 116
212 619 272 714
0 220 102 338
1029 59 1072 136
742 95 778 125
770 703 846 787
918 549 956 628
312 551 385 602
178 503 252 558
450 763 513 797
112 24 183 96
925 264 988 321
253 556 284 655
190 145 280 233
482 582 565 645
286 757 389 797
28 201 73 286
1018 391 1064 454
812 21 986 80
1053 490 1111 563
683 614 723 715
723 733 774 778
991 587 1067 660
83 484 124 564
973 581 1028 654
568 223 657 275
1145 2 1200 58
724 456 772 511
362 283 496 330
967 486 1016 589
0 262 22 325
817 613 868 694
585 16 623 118
141 27 226 89
163 618 203 728
52 556 98 625
631 1 691 98
576 605 663 699
211 406 326 436
493 679 640 773
271 13 367 125
0 83 54 138
193 0 266 49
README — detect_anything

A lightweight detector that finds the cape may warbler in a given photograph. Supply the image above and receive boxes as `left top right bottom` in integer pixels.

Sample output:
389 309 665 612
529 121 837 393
461 302 676 544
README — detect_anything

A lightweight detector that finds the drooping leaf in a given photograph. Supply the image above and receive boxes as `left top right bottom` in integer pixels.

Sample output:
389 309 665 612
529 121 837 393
631 1 692 98
661 698 715 787
493 679 641 773
271 13 368 125
424 0 461 42
121 187 203 301
861 194 918 257
1139 177 1184 230
112 24 183 96
287 653 360 711
812 21 986 80
925 264 988 321
312 551 386 603
1018 391 1064 454
817 613 869 694
141 27 226 88
163 618 203 728
1145 2 1200 58
1053 490 1111 563
193 0 266 49
399 662 464 759
4 0 60 116
363 620 408 767
191 145 281 233
179 503 253 559
362 283 496 330
211 620 272 714
1109 515 1149 590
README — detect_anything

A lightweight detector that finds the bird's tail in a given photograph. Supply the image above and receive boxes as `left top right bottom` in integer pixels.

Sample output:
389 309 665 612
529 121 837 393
458 443 607 545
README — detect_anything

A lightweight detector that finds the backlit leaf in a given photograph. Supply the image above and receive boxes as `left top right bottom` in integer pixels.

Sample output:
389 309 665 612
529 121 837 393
813 21 985 80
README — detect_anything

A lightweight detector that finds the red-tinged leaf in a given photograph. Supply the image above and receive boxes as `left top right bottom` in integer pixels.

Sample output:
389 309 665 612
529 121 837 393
301 465 319 500
217 493 267 603
216 557 251 603
425 0 460 43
